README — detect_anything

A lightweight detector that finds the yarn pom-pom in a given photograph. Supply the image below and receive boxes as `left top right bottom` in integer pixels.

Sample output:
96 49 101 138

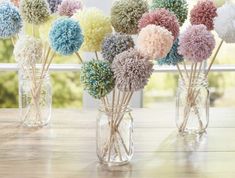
190 0 217 31
49 18 84 55
158 38 183 66
138 8 180 40
112 48 153 92
73 8 112 52
20 0 50 25
58 0 83 17
0 2 22 39
150 0 188 26
137 24 173 60
214 1 235 43
14 35 43 65
111 0 148 35
47 0 62 13
11 0 20 7
81 60 115 99
178 24 215 62
101 33 135 63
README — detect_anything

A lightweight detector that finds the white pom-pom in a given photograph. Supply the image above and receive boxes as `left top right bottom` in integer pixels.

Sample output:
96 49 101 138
214 1 235 43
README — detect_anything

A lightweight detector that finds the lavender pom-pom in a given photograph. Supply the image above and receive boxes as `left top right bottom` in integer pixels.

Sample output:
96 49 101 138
58 0 83 17
158 39 183 66
101 33 135 63
178 25 215 62
0 2 22 39
112 48 153 92
49 18 84 55
47 0 62 13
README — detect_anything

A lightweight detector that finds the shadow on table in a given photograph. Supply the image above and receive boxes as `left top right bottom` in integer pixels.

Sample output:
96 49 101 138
138 131 209 178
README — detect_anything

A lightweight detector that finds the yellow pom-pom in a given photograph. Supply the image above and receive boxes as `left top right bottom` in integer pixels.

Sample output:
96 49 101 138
73 8 112 52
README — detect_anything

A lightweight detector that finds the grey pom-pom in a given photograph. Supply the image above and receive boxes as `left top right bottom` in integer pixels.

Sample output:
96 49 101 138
101 33 134 63
112 48 153 92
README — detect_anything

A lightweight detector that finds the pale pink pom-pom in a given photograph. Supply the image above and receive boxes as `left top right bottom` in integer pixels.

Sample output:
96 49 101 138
178 24 216 62
138 8 180 40
190 0 217 31
58 0 83 17
137 24 174 60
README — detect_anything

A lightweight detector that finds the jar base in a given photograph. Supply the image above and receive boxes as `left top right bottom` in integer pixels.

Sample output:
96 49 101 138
178 128 207 135
99 159 130 167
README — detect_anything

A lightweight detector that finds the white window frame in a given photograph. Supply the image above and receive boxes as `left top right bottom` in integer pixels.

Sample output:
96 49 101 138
1 63 235 108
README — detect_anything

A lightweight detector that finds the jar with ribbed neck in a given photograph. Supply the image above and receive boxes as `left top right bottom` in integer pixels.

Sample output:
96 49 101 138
96 105 133 166
176 74 210 134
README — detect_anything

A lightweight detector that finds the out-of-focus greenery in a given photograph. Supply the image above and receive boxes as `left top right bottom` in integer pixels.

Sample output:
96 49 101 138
0 39 83 108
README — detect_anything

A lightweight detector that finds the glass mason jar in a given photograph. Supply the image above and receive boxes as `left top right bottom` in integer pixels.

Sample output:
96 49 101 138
19 68 52 127
96 106 133 166
176 74 210 134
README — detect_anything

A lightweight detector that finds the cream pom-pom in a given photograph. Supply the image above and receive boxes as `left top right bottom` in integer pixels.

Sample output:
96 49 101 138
14 35 43 65
137 24 173 60
72 8 112 52
214 1 235 43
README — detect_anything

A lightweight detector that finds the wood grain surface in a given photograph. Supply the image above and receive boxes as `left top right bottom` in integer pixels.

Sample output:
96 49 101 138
0 108 234 178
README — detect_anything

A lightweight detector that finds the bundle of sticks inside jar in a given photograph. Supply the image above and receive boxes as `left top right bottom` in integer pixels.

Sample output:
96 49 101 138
176 40 223 132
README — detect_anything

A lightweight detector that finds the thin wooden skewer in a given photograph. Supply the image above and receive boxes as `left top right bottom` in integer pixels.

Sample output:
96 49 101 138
205 40 224 77
183 61 189 78
75 52 83 63
95 51 99 60
176 64 185 82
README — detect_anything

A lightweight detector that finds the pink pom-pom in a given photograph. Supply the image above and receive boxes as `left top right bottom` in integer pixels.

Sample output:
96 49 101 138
178 25 215 62
190 0 217 31
138 8 180 40
58 0 83 17
137 24 173 60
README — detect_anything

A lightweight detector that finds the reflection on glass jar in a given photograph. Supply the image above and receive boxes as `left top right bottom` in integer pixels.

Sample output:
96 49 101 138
176 74 210 134
96 106 133 166
19 68 52 127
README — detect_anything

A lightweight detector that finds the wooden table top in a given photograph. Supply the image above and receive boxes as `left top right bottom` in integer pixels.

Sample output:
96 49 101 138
0 108 235 178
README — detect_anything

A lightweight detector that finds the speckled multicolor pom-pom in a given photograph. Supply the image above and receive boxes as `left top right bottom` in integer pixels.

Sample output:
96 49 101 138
47 0 62 13
81 60 115 99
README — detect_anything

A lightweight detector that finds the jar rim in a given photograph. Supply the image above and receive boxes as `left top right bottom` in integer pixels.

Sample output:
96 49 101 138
99 105 132 114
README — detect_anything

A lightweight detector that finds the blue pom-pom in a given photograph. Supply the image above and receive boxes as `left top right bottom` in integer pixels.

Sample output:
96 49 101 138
0 2 22 39
158 39 183 66
49 18 84 55
47 0 62 13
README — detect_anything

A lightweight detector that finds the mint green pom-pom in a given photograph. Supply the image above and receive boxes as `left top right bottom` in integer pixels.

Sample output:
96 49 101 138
150 0 188 26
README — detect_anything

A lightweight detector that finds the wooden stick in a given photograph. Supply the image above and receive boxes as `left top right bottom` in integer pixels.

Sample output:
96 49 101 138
75 52 83 63
206 40 224 77
176 64 185 82
183 61 189 78
95 51 99 60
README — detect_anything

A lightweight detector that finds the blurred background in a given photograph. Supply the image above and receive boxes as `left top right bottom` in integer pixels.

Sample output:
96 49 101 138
0 0 234 109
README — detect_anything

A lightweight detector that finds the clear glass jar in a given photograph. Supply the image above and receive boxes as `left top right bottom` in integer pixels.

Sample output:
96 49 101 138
96 106 133 166
176 74 210 134
19 68 52 127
